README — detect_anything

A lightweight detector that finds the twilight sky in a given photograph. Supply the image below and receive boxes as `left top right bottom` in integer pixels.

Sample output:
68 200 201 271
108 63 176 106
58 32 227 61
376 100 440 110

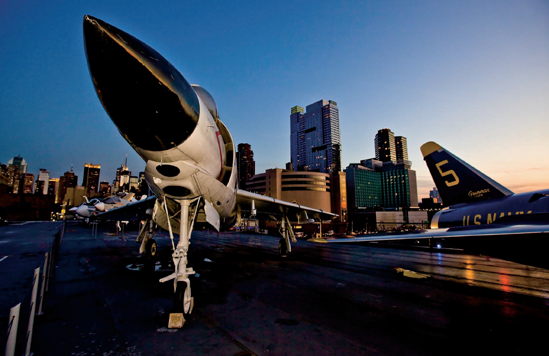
1 0 547 199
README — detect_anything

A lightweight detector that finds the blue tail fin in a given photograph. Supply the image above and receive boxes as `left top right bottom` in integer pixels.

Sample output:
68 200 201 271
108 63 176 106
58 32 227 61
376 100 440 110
421 142 513 206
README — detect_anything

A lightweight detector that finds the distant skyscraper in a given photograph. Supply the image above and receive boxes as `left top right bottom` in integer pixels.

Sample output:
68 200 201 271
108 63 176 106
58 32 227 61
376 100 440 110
48 178 60 203
99 181 111 197
345 160 418 209
19 173 35 194
83 163 101 194
0 164 10 186
36 169 50 195
129 176 139 192
8 155 28 174
395 136 408 162
290 99 341 173
7 155 28 193
236 143 255 189
59 168 78 203
118 168 131 192
7 165 20 193
375 129 396 162
375 129 409 164
114 155 131 193
429 187 442 204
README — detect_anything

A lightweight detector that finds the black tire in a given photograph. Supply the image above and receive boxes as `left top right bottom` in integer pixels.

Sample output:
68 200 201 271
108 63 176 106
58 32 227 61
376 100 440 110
173 281 193 315
279 238 288 257
145 238 157 257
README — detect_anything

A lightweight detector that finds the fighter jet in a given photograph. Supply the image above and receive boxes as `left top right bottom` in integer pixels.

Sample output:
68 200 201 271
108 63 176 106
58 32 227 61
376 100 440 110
83 15 336 323
69 197 102 218
72 193 142 218
314 141 549 266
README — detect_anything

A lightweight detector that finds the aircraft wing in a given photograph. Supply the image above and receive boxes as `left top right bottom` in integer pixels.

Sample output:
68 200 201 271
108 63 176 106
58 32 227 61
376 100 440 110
310 221 549 244
95 196 157 221
236 189 338 223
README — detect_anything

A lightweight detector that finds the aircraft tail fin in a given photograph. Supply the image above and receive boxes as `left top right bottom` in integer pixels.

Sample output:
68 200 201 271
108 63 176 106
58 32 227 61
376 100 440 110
421 142 513 206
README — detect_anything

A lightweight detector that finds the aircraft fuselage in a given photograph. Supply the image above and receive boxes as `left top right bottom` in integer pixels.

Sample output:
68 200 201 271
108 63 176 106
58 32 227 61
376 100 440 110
433 189 549 228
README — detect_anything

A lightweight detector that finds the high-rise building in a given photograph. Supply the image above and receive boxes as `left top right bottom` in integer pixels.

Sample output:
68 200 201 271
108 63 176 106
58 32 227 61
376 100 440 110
375 129 409 164
375 129 396 162
83 163 101 195
129 176 139 192
35 169 50 195
114 157 131 193
236 143 255 190
0 164 10 186
7 155 28 193
19 173 35 194
345 160 418 210
429 187 442 204
290 99 341 173
7 155 28 174
7 165 20 193
48 178 60 203
330 171 348 222
345 163 383 209
118 168 131 192
395 136 408 162
59 168 78 203
99 181 111 197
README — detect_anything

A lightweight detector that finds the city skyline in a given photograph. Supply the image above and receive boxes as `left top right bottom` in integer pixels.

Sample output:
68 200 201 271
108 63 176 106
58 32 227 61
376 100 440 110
1 1 547 199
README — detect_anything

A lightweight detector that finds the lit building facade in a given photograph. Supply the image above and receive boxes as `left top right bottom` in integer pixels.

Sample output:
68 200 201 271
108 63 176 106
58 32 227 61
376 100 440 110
429 187 442 204
345 164 382 209
83 163 101 194
375 129 409 164
345 160 418 210
99 181 111 197
290 99 341 173
48 178 60 203
8 155 28 174
58 169 78 203
381 163 418 208
375 129 396 162
246 168 332 213
0 164 10 186
330 171 347 222
19 173 35 194
36 169 50 195
236 143 255 190
7 155 28 193
395 136 408 162
129 176 139 192
115 163 131 192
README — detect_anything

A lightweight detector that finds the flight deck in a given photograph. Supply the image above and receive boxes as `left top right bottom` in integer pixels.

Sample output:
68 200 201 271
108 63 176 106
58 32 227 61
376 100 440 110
2 221 549 355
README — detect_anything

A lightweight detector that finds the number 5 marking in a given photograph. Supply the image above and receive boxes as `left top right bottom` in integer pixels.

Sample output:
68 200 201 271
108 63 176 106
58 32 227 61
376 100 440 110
435 160 459 187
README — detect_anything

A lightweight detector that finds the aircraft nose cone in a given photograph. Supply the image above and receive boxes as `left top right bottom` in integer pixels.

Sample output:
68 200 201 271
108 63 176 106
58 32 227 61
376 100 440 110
83 15 200 151
76 205 90 217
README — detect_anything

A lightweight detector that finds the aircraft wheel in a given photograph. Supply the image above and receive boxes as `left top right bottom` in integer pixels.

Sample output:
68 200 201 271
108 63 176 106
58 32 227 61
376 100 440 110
278 238 288 257
174 281 193 315
146 239 157 257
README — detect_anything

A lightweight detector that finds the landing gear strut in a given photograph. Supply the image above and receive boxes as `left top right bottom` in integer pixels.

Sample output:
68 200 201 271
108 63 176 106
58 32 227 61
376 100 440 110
159 197 200 328
278 215 296 257
278 238 288 257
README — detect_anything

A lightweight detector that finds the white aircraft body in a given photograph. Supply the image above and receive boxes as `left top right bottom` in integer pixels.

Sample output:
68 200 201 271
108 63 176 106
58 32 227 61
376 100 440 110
72 193 141 218
83 15 336 323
